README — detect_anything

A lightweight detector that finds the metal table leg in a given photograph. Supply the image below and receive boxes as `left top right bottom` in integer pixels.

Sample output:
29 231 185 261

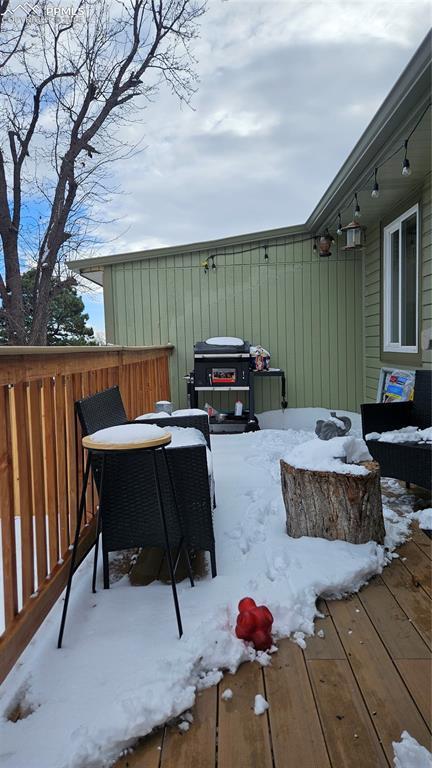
161 447 194 589
58 454 91 649
281 372 287 410
151 449 184 638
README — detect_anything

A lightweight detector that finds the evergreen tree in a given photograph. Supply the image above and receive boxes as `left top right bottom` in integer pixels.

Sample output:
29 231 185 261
0 270 95 346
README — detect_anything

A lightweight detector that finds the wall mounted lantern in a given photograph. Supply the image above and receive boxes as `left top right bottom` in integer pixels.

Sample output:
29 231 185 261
341 220 366 250
319 231 333 257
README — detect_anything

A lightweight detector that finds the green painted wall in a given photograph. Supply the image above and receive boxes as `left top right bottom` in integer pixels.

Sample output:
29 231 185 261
363 177 432 402
104 235 364 413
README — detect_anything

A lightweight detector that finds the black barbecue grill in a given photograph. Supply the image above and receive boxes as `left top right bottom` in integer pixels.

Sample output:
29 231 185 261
187 339 287 432
193 339 251 390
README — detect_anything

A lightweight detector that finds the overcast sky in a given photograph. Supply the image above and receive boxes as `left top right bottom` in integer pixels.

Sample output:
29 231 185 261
83 0 430 333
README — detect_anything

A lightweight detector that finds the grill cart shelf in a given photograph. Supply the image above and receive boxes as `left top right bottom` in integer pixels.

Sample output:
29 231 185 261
187 339 287 433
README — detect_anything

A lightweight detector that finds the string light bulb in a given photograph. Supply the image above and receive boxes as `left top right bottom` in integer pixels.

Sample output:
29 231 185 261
336 212 343 236
402 139 412 176
211 256 216 271
312 237 317 252
354 193 361 219
264 245 269 261
371 168 380 198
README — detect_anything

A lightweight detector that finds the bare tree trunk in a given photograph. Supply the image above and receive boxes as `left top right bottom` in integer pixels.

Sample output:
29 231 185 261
280 459 385 545
0 232 26 344
0 0 204 345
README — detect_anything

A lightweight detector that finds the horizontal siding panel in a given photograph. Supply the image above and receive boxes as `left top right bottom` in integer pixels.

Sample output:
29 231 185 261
422 230 432 249
422 288 432 306
422 260 432 277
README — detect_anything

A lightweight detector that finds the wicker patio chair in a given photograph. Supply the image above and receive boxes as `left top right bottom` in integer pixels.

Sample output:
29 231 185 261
76 387 217 583
361 369 432 490
58 428 192 646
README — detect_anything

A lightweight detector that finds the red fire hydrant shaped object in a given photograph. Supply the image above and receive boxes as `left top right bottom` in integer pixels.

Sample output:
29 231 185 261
235 597 273 651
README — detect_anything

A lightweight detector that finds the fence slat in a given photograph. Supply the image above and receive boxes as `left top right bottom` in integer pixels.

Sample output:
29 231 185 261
54 376 69 555
28 381 48 586
0 386 18 627
72 373 84 517
64 376 78 536
0 346 172 684
12 383 34 603
42 378 59 570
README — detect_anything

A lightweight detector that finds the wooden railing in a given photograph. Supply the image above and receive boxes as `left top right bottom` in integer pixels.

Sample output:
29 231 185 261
0 345 173 683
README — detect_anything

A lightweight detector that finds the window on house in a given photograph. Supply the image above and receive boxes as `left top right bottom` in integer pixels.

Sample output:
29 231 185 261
383 204 419 353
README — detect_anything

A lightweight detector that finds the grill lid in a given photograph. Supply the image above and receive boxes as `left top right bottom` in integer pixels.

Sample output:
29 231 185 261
194 339 250 356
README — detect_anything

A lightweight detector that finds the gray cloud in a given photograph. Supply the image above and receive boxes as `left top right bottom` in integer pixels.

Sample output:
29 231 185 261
87 1 429 254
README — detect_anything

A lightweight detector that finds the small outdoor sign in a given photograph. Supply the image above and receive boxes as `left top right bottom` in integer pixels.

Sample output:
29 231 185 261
376 368 415 403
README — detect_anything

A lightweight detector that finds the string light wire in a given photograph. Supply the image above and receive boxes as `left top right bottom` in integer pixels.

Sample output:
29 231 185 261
199 102 431 271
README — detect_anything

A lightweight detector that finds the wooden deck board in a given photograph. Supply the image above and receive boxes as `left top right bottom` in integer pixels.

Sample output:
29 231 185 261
327 594 431 761
217 662 273 768
160 687 217 768
303 600 346 660
380 559 431 648
397 540 432 597
357 575 430 659
410 525 432 560
114 536 432 768
307 659 388 768
114 729 163 768
395 659 432 726
264 640 331 767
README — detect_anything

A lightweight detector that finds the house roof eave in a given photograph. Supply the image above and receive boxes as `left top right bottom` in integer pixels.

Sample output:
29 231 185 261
306 30 431 231
67 222 307 272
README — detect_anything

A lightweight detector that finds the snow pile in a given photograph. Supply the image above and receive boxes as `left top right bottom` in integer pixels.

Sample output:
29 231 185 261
254 694 269 715
366 426 432 444
383 507 412 551
409 508 432 530
205 336 243 346
221 688 233 701
88 423 167 444
136 408 209 419
283 435 372 475
136 411 168 419
392 731 432 767
166 426 207 449
0 429 415 768
167 426 213 475
258 407 361 434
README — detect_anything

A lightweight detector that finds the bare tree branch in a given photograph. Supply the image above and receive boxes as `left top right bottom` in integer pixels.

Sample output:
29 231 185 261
0 0 205 344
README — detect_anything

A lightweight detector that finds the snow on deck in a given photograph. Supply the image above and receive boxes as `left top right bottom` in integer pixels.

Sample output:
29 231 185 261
0 427 424 768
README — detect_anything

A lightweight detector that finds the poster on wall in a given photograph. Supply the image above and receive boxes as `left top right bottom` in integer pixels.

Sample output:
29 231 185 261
376 368 416 403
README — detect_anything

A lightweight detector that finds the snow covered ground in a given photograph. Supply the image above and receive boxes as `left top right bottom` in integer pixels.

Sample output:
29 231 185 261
393 731 432 768
0 416 427 768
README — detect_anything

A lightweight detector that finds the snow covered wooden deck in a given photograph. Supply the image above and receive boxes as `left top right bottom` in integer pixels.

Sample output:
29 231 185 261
115 523 431 768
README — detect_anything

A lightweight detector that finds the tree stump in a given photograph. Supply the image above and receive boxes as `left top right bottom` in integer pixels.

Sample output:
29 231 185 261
280 460 385 544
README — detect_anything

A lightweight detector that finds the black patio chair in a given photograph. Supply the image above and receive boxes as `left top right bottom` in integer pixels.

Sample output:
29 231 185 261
135 411 216 508
58 428 193 646
361 369 432 490
75 387 217 584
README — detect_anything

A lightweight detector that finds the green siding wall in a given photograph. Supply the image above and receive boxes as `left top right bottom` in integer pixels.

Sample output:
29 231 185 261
363 177 432 402
106 236 364 413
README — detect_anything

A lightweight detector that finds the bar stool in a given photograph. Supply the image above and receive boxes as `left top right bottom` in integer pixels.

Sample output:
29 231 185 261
57 429 194 648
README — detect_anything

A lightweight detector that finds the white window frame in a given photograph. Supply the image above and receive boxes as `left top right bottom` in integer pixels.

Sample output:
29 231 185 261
383 203 419 353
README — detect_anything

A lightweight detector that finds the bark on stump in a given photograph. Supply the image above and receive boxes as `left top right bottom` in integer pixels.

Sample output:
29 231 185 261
280 460 385 544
